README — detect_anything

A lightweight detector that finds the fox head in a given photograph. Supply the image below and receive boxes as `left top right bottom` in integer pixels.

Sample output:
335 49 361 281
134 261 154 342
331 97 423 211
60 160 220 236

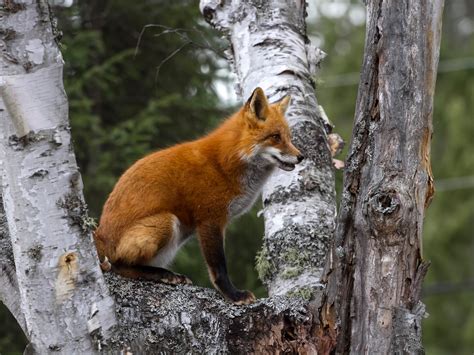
240 87 304 171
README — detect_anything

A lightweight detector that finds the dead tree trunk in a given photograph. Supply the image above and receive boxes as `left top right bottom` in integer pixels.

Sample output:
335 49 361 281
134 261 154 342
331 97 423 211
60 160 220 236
318 0 444 353
0 1 116 353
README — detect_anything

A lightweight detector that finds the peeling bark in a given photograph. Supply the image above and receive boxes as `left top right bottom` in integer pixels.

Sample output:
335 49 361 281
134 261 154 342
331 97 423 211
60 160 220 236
200 0 336 297
0 1 116 353
319 0 444 353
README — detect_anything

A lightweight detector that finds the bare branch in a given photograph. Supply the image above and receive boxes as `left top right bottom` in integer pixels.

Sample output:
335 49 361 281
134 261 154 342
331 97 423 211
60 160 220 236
154 41 192 83
134 23 226 75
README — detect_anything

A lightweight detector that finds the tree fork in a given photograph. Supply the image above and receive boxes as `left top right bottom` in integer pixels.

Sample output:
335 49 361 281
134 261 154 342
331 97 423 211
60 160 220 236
0 0 445 353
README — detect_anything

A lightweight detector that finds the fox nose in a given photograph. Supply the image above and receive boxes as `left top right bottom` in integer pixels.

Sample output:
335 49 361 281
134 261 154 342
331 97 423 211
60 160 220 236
297 154 304 163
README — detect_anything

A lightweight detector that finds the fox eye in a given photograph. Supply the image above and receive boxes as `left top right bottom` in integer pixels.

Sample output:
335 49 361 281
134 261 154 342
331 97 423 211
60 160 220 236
270 133 281 142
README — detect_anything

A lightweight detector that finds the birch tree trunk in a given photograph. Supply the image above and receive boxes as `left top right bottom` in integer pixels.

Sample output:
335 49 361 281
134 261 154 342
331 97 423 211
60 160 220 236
200 0 337 297
0 1 116 353
318 0 444 353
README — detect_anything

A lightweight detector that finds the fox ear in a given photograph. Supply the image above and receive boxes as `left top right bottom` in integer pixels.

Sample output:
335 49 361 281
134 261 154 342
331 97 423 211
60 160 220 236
278 95 291 113
246 87 269 121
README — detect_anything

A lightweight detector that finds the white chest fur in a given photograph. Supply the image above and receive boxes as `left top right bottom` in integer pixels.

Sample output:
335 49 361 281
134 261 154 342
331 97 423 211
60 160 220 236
228 162 274 219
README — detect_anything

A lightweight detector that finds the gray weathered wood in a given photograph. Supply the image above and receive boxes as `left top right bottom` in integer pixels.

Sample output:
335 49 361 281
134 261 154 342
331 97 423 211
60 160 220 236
317 0 444 353
0 1 117 353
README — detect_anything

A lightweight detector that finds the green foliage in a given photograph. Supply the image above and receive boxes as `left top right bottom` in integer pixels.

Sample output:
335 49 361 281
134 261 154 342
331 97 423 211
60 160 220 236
62 0 268 309
422 15 474 351
1 0 235 352
57 0 226 216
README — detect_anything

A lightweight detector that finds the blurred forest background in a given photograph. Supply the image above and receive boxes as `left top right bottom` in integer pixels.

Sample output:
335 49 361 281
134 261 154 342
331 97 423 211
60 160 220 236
1 0 472 353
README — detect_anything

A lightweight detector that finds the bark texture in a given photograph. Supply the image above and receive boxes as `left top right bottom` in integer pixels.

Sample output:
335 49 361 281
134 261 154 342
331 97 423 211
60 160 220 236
0 1 330 353
200 0 336 297
104 274 317 354
0 1 116 353
318 0 444 353
100 2 336 351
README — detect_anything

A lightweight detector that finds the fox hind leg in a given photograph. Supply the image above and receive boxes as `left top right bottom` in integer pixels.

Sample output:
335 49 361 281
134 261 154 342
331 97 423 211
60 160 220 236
114 213 191 285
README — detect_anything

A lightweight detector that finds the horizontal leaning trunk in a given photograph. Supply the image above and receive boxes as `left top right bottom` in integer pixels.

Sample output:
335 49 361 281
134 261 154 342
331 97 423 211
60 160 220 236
200 0 336 297
104 273 318 353
318 0 444 353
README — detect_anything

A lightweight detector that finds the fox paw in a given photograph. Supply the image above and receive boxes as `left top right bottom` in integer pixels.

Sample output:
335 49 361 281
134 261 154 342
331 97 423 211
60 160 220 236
232 290 256 305
160 273 192 286
99 256 112 272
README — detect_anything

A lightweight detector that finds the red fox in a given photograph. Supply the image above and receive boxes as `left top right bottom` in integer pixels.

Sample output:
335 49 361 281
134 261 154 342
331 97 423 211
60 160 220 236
94 87 303 304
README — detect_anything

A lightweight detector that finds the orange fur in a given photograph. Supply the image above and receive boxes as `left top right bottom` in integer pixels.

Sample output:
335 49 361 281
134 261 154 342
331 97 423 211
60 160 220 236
94 87 302 303
115 213 175 264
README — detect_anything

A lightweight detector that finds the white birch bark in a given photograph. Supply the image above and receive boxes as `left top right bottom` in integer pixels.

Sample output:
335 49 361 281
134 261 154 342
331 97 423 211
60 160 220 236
200 0 337 297
0 1 117 353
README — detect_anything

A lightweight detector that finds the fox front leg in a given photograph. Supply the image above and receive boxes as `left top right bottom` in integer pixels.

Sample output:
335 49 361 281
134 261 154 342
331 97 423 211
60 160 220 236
198 223 256 305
